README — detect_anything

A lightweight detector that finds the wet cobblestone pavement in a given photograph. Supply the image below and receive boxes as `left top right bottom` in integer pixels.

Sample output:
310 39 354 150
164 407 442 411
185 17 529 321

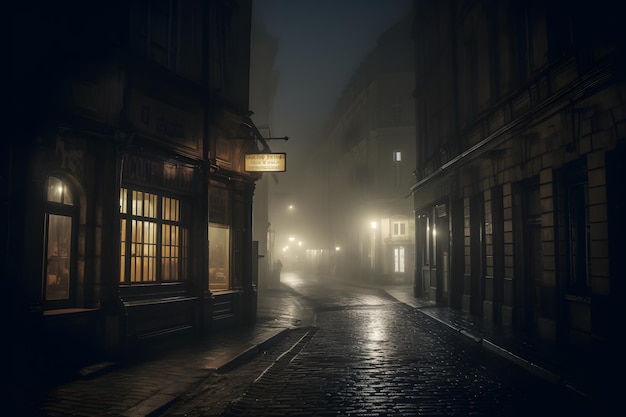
20 273 611 416
160 278 597 417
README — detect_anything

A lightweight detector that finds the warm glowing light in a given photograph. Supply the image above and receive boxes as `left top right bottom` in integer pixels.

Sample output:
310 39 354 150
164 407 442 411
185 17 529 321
371 221 377 229
432 228 437 237
298 241 303 246
335 246 341 251
289 236 295 242
288 204 294 210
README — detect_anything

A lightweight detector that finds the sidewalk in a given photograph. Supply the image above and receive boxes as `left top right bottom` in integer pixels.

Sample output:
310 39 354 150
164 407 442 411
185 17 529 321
380 283 618 407
19 279 616 416
16 286 311 417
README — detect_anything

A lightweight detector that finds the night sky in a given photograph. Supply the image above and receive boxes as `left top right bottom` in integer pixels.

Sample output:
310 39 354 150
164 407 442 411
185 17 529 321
251 0 413 160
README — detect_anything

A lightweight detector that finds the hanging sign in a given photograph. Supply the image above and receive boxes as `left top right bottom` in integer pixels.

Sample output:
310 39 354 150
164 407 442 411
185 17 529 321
245 153 287 172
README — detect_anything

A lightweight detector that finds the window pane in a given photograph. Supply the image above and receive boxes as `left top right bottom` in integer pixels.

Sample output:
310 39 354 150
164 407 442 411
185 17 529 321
181 228 189 278
209 223 230 290
47 176 74 206
46 214 72 300
394 248 399 272
162 224 179 281
132 191 142 215
63 184 73 205
47 177 63 203
120 219 126 282
120 188 127 214
163 196 179 221
129 219 157 282
121 190 183 283
393 247 406 273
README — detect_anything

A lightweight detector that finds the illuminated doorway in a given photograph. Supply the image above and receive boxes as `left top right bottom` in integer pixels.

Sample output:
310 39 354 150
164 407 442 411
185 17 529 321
393 246 405 273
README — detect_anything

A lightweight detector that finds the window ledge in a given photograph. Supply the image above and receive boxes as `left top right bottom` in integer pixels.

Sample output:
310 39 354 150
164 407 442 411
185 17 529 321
211 289 240 296
44 308 99 316
122 295 197 307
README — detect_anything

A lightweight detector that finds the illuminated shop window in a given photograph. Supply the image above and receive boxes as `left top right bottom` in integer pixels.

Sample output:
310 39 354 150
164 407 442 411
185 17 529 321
119 188 188 283
44 176 75 303
209 223 230 291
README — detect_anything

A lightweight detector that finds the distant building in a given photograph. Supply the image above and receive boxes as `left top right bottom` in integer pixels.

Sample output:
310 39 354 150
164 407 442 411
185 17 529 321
302 15 416 283
411 0 626 345
9 0 267 387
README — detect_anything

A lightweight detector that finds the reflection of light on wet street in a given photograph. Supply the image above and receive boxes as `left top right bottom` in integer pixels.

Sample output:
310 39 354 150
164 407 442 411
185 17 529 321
280 271 313 289
258 271 316 327
362 310 387 342
356 309 391 370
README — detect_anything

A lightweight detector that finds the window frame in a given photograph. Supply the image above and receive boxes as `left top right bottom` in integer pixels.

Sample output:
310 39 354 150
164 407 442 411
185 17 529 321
119 186 188 285
43 175 78 309
392 220 408 237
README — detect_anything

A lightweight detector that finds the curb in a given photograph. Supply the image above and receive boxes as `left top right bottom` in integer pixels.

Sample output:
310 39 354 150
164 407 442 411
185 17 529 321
480 338 561 384
416 307 561 382
214 327 292 373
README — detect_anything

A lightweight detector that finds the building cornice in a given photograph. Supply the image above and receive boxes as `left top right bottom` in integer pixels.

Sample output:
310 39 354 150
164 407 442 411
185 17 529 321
410 58 616 195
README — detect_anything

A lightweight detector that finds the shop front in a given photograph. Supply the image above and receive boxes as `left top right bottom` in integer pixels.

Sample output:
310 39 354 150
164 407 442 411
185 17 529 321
114 150 201 353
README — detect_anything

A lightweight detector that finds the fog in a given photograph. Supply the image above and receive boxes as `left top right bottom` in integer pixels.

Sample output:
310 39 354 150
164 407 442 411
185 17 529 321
250 1 415 281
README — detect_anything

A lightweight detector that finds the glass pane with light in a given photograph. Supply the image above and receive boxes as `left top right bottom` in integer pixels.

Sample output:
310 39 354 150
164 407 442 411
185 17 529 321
45 214 72 300
209 223 230 290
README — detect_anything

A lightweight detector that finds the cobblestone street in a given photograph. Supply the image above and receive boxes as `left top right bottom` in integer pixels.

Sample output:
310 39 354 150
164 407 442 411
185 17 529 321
160 275 596 417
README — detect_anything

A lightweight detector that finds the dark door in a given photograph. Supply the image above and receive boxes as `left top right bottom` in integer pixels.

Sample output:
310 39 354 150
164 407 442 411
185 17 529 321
450 198 465 310
521 179 541 328
492 186 505 324
470 195 484 315
434 204 450 305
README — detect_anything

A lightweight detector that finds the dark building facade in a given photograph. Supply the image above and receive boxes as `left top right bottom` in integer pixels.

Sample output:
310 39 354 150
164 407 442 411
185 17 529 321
411 0 625 348
9 0 266 387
